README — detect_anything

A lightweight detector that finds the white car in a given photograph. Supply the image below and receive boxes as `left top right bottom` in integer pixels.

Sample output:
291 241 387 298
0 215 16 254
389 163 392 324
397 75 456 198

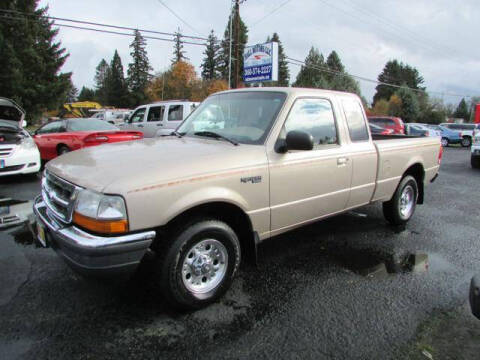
0 97 41 176
441 122 480 147
120 100 199 137
90 110 131 125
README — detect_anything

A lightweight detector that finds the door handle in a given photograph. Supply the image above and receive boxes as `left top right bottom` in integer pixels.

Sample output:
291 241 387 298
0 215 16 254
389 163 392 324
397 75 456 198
137 124 144 128
337 157 348 166
156 123 163 126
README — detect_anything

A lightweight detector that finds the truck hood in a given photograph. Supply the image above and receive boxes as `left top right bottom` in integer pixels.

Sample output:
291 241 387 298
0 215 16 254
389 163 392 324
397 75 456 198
0 98 26 129
46 137 267 193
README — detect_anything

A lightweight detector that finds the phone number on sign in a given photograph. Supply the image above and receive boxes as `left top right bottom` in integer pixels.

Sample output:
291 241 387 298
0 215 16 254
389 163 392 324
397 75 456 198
244 65 272 76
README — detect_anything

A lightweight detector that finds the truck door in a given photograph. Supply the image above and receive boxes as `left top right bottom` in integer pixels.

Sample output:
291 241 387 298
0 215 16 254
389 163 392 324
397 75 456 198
122 107 146 134
143 105 165 137
164 104 184 132
268 97 352 234
341 98 377 208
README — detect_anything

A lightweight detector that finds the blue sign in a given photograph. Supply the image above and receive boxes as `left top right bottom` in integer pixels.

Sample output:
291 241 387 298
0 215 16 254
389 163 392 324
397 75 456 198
243 42 279 83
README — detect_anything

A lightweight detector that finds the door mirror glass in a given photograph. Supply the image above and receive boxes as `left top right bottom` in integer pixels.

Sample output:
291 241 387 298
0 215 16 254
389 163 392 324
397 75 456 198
285 130 314 151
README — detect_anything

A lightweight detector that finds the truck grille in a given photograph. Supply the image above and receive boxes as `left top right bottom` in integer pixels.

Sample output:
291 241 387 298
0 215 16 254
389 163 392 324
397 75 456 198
41 170 81 223
0 147 14 157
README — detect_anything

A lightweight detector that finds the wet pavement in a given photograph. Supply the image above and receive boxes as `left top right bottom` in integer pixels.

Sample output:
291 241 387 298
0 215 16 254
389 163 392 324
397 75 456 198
0 147 479 359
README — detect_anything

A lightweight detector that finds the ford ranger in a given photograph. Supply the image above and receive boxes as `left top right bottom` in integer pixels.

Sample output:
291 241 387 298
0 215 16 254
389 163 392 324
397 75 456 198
33 88 442 309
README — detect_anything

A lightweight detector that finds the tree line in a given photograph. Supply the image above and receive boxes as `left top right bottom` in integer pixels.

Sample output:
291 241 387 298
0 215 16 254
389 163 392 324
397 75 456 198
0 0 476 124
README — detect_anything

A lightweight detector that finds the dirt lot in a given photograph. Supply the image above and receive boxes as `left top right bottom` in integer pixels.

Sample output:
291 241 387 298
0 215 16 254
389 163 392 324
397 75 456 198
0 147 479 359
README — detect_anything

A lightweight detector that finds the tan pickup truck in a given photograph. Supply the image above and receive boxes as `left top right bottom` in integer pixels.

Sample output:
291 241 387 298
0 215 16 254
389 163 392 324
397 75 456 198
34 88 442 309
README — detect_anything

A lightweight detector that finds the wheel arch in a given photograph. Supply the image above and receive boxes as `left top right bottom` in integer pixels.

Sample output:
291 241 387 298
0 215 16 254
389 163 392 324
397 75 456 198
403 162 425 204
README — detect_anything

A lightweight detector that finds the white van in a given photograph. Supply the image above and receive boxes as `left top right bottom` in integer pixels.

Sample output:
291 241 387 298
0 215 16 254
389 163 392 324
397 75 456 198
120 100 199 137
90 110 131 125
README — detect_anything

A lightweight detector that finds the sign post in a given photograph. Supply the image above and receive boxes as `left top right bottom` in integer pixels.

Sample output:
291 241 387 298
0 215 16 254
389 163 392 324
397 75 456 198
243 42 279 84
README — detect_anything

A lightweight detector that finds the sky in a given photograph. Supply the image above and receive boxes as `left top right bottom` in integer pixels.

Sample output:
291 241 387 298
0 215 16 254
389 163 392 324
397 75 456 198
39 0 480 106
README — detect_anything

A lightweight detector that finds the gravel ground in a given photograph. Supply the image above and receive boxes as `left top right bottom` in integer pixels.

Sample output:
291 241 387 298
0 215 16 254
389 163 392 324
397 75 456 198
0 146 479 360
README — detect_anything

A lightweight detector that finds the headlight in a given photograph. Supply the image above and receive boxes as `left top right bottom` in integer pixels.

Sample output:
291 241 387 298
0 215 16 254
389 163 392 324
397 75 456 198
19 137 37 150
73 189 128 234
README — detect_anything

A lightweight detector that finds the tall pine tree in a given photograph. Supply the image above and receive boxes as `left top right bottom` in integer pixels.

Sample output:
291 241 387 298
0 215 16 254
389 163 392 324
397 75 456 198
104 50 129 107
94 59 109 105
172 29 188 64
218 10 248 88
293 47 328 88
0 0 71 118
127 30 152 106
325 51 360 95
201 30 220 80
454 98 470 122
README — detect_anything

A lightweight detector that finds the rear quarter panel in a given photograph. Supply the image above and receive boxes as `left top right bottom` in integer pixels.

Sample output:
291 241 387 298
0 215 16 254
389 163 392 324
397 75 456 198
371 136 441 202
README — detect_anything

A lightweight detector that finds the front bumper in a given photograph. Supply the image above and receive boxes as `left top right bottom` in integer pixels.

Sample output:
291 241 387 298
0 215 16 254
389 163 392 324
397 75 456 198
0 147 40 176
471 146 480 157
33 196 156 278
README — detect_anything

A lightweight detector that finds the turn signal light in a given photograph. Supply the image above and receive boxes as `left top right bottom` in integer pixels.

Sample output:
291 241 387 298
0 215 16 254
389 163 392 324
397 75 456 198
73 212 128 234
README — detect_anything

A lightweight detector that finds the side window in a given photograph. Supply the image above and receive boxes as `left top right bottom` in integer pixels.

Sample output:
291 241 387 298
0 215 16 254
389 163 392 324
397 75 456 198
168 105 184 121
342 99 369 142
147 106 165 122
37 121 64 134
284 98 337 146
129 108 146 123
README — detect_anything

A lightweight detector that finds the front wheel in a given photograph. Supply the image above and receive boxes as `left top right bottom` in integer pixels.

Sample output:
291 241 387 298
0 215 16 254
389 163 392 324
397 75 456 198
57 145 70 156
383 175 418 225
462 136 472 147
156 219 241 310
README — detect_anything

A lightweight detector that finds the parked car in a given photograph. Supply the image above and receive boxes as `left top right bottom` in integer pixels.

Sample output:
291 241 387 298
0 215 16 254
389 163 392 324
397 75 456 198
416 124 442 137
120 100 199 137
368 116 405 134
440 123 480 147
425 124 463 147
471 130 480 168
405 123 440 137
33 118 143 161
90 110 131 125
34 88 441 310
0 97 41 176
369 123 394 135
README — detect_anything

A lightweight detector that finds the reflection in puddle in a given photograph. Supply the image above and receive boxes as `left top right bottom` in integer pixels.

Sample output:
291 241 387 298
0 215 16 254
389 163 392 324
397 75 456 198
333 248 429 277
0 198 33 229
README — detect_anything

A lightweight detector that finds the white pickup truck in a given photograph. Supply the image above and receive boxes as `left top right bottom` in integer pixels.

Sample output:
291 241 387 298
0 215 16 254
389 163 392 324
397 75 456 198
34 88 442 309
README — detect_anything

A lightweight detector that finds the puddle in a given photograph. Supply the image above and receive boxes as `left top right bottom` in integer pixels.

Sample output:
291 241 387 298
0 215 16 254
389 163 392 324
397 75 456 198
333 248 429 277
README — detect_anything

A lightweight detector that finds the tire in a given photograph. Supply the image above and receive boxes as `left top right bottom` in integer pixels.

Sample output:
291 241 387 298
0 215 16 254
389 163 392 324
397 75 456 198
156 218 241 310
57 145 70 156
383 175 418 225
441 138 449 147
461 136 472 147
472 156 480 169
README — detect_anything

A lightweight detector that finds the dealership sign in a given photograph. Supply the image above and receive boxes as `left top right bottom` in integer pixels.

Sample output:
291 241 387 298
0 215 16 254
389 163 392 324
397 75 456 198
243 42 279 83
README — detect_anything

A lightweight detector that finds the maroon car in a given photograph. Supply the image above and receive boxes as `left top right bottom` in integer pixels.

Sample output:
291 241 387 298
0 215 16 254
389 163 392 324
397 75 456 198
368 116 405 135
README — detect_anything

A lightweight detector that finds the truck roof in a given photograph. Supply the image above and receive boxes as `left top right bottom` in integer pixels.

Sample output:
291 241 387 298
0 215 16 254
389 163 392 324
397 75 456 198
214 86 361 99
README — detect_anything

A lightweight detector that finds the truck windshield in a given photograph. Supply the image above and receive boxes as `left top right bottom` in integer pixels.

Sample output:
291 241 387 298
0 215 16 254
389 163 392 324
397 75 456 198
177 91 287 145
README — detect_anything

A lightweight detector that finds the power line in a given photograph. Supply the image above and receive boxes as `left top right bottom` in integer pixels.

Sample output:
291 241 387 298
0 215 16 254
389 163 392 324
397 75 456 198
0 14 206 46
286 57 473 99
0 8 208 41
156 0 204 36
250 0 292 26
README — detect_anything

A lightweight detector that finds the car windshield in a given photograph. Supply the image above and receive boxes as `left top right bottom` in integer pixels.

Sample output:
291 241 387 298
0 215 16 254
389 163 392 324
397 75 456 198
176 91 287 145
67 119 118 132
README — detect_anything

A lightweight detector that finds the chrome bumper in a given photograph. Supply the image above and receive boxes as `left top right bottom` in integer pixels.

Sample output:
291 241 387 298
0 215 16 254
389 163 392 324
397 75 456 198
33 195 156 277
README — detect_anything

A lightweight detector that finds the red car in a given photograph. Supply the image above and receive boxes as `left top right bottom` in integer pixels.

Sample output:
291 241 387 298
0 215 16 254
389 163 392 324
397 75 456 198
33 118 143 160
368 116 405 135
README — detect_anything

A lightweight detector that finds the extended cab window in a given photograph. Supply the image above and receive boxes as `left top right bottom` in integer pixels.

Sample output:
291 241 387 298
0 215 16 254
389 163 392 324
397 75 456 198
129 108 146 123
148 106 165 122
342 99 369 142
284 98 337 146
168 105 183 121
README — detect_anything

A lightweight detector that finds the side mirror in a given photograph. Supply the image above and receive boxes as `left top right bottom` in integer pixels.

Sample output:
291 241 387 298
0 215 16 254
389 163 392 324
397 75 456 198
470 276 480 320
285 130 314 151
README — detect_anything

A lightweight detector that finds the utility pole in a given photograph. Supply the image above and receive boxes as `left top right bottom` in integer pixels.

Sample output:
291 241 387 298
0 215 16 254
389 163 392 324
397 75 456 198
234 0 240 88
228 1 233 89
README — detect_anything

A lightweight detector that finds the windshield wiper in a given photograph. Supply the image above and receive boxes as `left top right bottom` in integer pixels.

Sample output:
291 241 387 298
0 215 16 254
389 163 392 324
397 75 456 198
193 131 238 146
169 130 184 138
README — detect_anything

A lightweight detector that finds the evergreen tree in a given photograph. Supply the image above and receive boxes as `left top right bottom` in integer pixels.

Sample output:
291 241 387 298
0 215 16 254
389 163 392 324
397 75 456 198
453 98 470 121
325 51 360 95
218 10 248 88
77 86 96 102
389 86 420 123
264 33 289 86
373 60 424 104
0 0 71 118
104 50 129 107
201 30 220 80
127 30 152 106
172 29 188 64
293 47 328 88
94 59 109 105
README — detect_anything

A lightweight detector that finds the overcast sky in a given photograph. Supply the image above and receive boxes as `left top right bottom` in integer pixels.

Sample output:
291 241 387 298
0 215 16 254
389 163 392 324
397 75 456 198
39 0 480 105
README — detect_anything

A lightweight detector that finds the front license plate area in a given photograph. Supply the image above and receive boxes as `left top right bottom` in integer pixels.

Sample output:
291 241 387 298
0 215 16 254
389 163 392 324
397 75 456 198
36 220 48 247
